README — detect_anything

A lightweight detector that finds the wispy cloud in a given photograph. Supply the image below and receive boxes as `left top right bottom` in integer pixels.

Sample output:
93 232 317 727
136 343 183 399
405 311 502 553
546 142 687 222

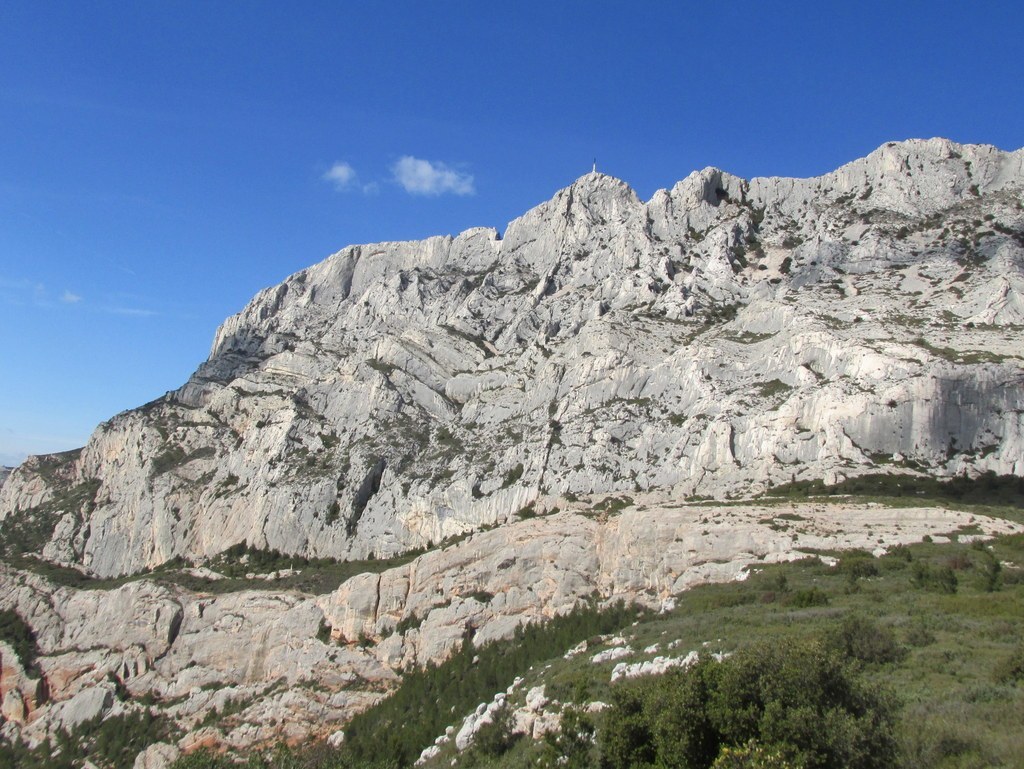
0 277 48 307
2 277 160 316
103 306 158 317
323 161 358 191
392 156 475 196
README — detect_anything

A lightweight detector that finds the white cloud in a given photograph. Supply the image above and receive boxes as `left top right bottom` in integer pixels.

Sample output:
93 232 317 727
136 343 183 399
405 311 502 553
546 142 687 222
391 156 475 196
61 290 82 304
323 161 358 191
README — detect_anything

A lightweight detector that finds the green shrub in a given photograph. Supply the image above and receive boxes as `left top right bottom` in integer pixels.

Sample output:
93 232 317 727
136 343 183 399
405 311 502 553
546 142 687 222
0 609 39 675
600 639 898 769
339 601 644 768
825 615 906 665
788 587 829 608
911 562 958 594
841 557 879 583
540 706 596 769
903 620 936 648
502 463 524 488
471 705 519 759
992 642 1024 684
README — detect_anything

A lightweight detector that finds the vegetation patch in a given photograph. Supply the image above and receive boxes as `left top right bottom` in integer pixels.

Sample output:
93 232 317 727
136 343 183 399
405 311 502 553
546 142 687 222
757 379 792 399
0 709 169 769
0 609 41 675
763 471 1024 515
153 527 1024 769
0 478 100 558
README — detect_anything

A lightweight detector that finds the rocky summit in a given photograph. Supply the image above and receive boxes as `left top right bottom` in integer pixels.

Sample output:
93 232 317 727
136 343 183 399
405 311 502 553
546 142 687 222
3 137 1022 577
0 138 1023 764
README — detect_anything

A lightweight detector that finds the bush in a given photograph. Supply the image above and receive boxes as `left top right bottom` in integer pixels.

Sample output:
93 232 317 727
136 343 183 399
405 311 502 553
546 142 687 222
471 705 519 759
825 615 906 665
992 642 1024 684
600 639 898 769
540 707 596 769
0 609 39 675
339 600 644 768
788 587 829 608
904 620 936 648
911 562 957 594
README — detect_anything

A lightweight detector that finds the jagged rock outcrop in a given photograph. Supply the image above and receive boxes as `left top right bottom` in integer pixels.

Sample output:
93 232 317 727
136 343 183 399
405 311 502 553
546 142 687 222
1 496 1020 754
1 138 1023 579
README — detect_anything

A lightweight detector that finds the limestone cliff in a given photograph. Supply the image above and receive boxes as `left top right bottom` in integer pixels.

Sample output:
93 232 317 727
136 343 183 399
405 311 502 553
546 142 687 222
1 137 1023 577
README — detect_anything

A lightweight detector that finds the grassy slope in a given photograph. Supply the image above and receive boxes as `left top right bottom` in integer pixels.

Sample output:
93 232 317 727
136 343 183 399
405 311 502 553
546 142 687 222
166 522 1024 769
443 528 1024 769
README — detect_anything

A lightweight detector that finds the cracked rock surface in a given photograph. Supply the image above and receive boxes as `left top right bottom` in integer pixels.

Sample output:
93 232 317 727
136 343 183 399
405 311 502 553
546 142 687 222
1 138 1023 577
2 496 1020 755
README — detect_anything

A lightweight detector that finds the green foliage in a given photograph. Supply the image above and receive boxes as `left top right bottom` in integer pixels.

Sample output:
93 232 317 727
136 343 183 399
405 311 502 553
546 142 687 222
502 463 524 488
757 379 792 399
764 471 1024 511
711 742 803 769
539 706 595 769
338 601 644 768
471 706 519 760
0 478 100 558
840 555 879 584
910 561 958 594
394 612 424 635
151 445 216 476
788 587 829 608
2 710 170 769
0 608 40 675
992 642 1024 684
326 500 341 525
824 615 906 665
169 748 237 769
171 543 429 595
516 502 537 519
600 639 898 769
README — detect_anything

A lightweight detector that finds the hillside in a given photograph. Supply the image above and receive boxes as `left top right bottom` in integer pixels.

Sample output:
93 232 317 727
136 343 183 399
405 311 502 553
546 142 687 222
0 138 1023 767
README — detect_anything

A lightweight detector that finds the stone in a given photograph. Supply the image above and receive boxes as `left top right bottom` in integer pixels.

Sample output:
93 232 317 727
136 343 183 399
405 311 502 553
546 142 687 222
133 742 181 769
54 686 113 731
2 139 1022 578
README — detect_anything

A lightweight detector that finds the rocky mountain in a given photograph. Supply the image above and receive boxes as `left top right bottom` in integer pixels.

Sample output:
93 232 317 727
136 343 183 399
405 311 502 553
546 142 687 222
2 137 1021 578
1 137 1024 766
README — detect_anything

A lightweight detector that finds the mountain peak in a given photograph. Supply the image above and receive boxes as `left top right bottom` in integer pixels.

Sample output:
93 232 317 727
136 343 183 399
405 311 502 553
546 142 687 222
4 137 1024 580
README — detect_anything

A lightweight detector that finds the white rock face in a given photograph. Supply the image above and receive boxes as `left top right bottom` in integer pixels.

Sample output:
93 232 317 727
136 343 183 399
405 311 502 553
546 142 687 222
1 139 1023 578
133 742 181 769
610 650 715 682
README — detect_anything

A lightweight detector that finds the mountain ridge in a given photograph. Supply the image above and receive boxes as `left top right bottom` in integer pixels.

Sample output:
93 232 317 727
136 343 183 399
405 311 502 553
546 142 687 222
2 137 1023 578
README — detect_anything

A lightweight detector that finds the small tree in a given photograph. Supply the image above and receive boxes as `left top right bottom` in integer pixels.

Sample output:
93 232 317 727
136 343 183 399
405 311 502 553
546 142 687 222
471 705 519 760
541 706 596 769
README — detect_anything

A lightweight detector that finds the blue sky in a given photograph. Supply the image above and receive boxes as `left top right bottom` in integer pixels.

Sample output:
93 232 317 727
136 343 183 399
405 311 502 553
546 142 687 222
1 2 1022 466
